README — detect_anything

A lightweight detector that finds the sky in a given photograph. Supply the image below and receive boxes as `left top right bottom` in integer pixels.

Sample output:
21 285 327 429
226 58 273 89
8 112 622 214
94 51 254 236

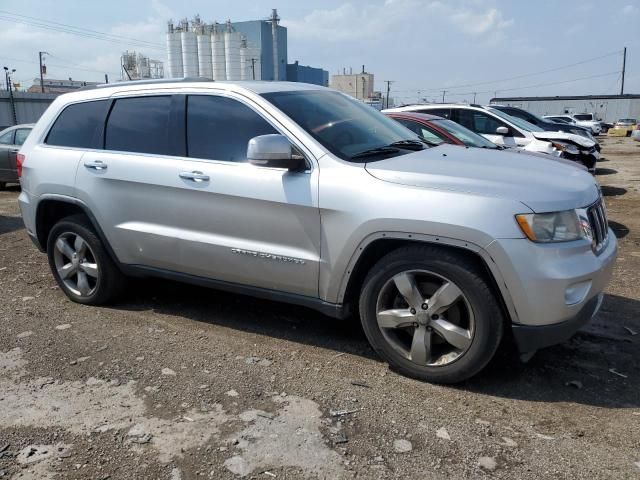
0 0 638 104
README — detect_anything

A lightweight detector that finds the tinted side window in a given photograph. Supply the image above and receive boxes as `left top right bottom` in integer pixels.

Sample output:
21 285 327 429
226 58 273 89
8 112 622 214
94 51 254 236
419 108 451 119
46 100 109 148
456 109 508 135
0 130 13 145
396 119 445 145
187 95 277 162
105 96 172 155
14 129 31 146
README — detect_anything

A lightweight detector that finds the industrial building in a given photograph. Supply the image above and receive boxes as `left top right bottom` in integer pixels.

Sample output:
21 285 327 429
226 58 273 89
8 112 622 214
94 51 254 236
286 61 328 86
166 10 286 81
121 51 164 81
166 10 328 86
330 67 387 107
490 94 640 124
26 78 99 94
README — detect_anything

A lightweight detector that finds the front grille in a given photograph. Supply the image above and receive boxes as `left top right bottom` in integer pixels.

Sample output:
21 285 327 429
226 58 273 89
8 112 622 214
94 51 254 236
587 198 608 252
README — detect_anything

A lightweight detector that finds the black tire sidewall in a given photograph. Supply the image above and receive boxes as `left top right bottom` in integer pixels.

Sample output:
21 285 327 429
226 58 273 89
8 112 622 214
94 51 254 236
360 249 503 384
46 216 118 305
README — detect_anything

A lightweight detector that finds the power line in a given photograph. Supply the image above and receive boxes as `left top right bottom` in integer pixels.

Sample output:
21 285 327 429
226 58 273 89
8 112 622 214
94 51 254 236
393 50 624 94
0 55 121 76
0 10 164 50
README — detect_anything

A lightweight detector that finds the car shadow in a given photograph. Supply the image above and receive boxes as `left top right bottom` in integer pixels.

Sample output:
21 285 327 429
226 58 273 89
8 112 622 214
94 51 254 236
600 185 627 197
112 279 640 408
595 167 618 176
0 215 25 235
609 220 630 238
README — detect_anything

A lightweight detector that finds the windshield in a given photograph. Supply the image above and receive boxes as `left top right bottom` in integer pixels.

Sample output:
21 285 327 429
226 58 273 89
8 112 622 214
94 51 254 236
573 114 593 121
262 90 423 161
487 107 542 132
619 119 637 123
432 119 498 149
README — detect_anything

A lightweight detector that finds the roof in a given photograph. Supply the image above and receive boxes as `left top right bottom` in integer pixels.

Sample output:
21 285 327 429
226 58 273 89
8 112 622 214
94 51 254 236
491 94 640 102
383 111 444 121
56 79 328 103
383 104 486 113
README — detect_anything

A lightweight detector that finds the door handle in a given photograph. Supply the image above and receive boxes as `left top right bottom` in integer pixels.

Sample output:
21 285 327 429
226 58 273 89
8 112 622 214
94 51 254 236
84 160 108 171
179 171 210 182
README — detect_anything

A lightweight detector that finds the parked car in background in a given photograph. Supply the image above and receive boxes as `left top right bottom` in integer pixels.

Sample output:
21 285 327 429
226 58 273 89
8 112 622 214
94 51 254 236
492 105 599 148
384 112 501 149
631 125 640 141
544 113 602 135
610 118 638 137
0 124 34 190
18 79 617 383
384 104 599 171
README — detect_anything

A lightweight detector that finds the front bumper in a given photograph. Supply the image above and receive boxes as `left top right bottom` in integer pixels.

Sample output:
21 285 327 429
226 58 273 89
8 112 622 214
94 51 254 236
511 293 602 353
486 228 617 333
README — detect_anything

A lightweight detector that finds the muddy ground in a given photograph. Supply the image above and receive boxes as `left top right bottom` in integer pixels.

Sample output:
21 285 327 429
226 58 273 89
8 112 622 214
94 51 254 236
1 137 639 480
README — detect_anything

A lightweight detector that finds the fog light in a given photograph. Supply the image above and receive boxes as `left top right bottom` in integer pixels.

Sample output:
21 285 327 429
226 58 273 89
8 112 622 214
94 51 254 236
565 280 591 305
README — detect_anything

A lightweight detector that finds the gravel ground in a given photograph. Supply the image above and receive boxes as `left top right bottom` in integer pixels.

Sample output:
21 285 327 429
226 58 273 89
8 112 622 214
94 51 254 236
1 137 639 480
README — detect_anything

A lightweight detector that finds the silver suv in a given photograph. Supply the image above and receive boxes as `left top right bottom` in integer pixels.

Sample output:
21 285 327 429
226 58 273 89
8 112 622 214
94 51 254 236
18 80 617 383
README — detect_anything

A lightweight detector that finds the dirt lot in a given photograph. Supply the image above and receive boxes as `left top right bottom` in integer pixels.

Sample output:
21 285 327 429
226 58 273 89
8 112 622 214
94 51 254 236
1 138 639 480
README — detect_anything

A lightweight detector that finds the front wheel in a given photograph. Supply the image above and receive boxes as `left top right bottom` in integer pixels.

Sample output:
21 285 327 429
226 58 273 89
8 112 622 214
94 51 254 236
359 246 504 384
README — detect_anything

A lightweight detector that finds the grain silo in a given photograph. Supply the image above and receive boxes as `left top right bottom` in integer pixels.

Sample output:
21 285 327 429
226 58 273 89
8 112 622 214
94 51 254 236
211 23 226 81
224 21 242 81
166 21 183 78
181 18 199 77
197 24 213 79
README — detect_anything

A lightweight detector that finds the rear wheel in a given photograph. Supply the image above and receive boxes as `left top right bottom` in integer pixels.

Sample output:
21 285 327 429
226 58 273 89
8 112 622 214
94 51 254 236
47 214 125 305
359 245 504 384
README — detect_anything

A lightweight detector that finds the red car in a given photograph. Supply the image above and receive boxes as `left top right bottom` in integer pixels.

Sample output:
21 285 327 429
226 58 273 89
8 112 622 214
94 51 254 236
385 112 500 150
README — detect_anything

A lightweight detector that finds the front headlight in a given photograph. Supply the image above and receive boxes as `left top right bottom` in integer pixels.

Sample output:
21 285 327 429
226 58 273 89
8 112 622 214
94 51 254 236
515 210 591 243
551 141 580 156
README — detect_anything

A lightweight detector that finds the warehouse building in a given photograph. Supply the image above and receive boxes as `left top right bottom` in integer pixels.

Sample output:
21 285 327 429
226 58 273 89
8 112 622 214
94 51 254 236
286 61 328 86
490 94 640 124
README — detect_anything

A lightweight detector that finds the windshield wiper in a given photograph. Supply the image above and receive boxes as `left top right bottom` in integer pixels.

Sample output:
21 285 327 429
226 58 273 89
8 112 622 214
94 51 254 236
351 146 400 160
388 139 427 151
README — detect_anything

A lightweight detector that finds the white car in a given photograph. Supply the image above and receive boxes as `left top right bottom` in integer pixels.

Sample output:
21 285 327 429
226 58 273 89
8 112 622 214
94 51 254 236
384 104 599 171
544 114 602 135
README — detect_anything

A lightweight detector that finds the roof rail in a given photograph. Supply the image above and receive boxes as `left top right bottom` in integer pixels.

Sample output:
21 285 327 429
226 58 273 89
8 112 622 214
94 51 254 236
80 77 214 91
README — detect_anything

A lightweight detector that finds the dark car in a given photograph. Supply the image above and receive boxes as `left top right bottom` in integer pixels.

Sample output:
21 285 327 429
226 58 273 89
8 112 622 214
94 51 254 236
385 112 501 149
491 105 600 151
0 124 33 189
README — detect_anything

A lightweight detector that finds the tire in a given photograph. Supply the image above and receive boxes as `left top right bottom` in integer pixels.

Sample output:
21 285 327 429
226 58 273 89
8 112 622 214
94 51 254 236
47 214 125 305
359 245 504 384
0 182 6 191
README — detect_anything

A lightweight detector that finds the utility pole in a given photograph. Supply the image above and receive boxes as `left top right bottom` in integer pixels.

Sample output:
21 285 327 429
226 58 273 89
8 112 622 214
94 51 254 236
38 51 48 93
384 80 394 109
621 46 627 95
104 74 109 84
250 58 256 80
473 92 477 103
442 90 446 103
4 67 17 125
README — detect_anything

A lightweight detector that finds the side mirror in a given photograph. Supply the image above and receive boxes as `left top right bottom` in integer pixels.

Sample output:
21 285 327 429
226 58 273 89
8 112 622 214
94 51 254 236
496 126 510 136
247 134 306 171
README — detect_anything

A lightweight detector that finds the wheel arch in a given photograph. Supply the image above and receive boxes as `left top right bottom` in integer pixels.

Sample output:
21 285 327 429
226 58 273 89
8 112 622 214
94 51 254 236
338 233 519 325
35 195 121 268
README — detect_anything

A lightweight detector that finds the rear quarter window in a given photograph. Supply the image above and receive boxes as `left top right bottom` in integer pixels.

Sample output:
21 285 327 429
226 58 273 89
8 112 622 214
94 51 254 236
46 100 110 149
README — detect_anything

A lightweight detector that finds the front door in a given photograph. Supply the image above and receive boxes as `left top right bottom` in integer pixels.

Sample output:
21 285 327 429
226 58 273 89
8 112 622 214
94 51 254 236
0 128 15 182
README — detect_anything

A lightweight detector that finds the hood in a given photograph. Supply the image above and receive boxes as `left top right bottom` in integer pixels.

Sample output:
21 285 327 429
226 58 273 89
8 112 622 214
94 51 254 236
365 144 599 213
531 130 595 148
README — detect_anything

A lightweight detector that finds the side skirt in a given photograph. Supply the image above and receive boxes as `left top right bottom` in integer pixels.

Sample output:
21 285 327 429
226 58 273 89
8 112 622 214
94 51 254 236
121 264 350 320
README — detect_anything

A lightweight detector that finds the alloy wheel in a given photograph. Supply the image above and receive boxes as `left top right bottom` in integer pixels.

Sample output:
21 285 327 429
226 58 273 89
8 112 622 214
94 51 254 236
375 269 475 367
53 232 99 297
